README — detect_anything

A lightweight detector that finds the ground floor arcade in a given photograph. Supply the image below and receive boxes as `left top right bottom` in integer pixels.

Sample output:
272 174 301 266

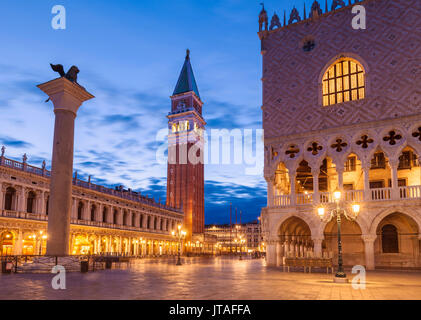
263 205 421 270
0 218 186 257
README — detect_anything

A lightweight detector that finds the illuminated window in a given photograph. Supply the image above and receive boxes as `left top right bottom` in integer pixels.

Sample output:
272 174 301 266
322 58 365 106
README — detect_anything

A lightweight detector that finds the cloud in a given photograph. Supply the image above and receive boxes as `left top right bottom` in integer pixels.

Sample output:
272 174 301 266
0 136 32 149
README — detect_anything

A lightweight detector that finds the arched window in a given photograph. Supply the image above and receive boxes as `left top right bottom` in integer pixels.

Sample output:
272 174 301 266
46 197 49 215
27 191 36 213
132 214 136 227
102 207 107 222
154 217 157 230
147 216 151 229
123 211 128 226
77 202 84 220
140 214 144 228
322 58 365 106
90 205 96 221
382 224 399 253
4 187 16 211
113 209 118 225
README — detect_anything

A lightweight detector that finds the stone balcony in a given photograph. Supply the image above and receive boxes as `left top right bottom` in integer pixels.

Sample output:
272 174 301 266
0 210 172 236
0 154 182 214
272 185 421 208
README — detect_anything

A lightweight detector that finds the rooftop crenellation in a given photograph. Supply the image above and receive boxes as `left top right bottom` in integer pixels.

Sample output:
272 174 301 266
258 0 368 34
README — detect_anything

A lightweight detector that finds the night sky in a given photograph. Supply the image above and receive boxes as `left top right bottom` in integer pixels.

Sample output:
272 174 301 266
0 0 322 224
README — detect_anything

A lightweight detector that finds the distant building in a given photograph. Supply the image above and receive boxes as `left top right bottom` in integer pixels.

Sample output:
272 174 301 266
0 152 183 256
205 221 263 253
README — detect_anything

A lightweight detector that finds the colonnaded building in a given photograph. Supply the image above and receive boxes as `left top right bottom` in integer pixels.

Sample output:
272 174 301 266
0 52 209 256
260 0 421 269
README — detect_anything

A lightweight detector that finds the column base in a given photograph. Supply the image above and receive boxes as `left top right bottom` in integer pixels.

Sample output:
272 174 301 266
333 277 349 283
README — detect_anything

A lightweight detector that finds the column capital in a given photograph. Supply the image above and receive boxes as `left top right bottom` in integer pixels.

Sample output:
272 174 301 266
361 234 377 242
361 160 371 171
335 163 345 173
311 168 320 176
389 157 400 168
311 237 324 243
37 77 94 116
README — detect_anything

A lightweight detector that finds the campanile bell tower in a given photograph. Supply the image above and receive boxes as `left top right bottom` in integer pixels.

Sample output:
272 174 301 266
167 50 205 239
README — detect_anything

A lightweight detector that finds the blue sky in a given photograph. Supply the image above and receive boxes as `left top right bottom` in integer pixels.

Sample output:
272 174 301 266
0 0 322 224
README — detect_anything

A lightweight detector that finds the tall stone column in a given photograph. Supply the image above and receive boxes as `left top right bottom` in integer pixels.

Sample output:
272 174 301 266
289 170 297 206
14 229 23 255
40 191 46 214
0 183 4 211
312 169 320 205
276 241 283 266
390 159 399 200
336 164 344 191
362 235 376 270
266 241 277 266
266 176 275 207
19 187 26 212
312 237 323 258
362 163 371 201
38 77 94 256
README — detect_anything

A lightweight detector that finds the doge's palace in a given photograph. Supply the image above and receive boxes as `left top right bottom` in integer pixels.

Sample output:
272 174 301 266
259 0 421 269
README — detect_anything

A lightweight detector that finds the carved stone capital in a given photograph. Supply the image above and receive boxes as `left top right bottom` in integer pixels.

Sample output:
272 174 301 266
361 234 377 243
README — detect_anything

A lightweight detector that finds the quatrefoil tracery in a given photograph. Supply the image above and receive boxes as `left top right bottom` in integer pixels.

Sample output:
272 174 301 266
285 145 300 159
412 127 421 141
331 139 348 152
383 130 402 146
307 142 323 156
356 135 374 149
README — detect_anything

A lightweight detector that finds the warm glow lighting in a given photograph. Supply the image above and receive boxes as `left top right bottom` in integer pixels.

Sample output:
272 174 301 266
172 231 175 236
352 204 361 214
318 207 325 218
178 225 181 230
333 190 341 201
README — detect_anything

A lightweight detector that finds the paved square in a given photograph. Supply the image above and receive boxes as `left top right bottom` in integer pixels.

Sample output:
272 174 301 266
0 257 420 300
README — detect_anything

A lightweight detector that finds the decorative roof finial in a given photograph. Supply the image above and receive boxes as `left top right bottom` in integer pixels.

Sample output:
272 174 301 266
259 3 268 32
310 1 323 18
332 0 346 11
325 0 328 13
283 10 286 26
269 12 282 30
288 7 301 25
186 49 190 60
42 160 46 170
22 153 27 164
304 3 307 20
1 146 5 157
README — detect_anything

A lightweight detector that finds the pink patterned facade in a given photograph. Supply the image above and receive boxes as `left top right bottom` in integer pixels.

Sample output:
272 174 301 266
260 0 421 270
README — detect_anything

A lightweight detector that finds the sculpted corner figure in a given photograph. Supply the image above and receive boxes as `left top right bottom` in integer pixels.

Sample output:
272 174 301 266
46 64 84 102
50 63 79 83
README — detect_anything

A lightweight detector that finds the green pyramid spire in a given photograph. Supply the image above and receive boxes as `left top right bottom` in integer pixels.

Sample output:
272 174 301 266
173 49 200 99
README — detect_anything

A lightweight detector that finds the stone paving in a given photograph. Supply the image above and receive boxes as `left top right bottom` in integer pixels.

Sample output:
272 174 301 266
0 257 420 300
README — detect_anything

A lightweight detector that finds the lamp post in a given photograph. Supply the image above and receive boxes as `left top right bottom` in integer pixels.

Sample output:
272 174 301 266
172 225 186 266
317 189 360 283
239 238 246 260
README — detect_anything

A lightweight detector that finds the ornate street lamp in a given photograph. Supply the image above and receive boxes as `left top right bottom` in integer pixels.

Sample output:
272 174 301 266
317 189 360 282
172 225 186 266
